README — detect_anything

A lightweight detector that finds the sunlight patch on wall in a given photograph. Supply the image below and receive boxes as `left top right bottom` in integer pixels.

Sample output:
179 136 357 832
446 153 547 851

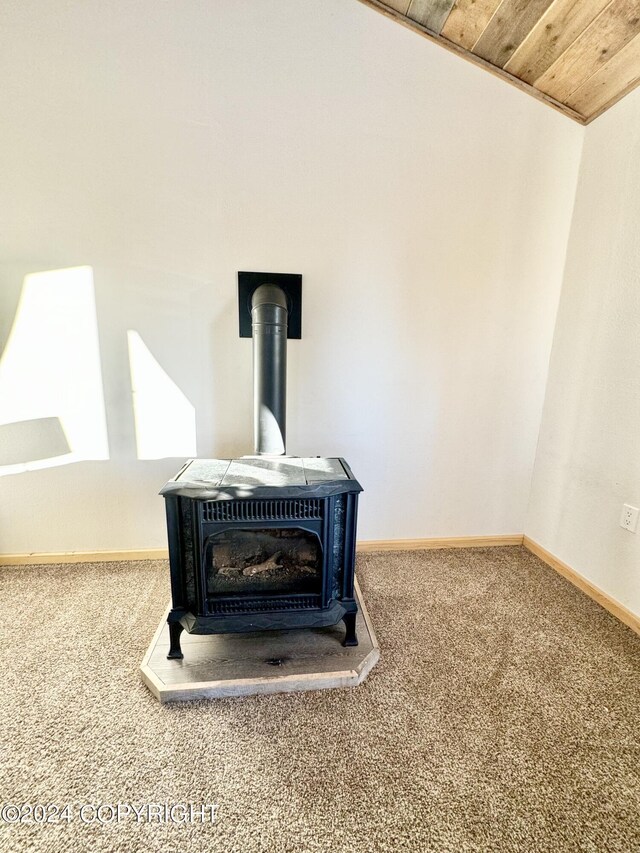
0 266 109 476
127 330 197 460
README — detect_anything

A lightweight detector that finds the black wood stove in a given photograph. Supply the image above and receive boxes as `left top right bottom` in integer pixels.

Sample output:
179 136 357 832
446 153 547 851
161 274 362 659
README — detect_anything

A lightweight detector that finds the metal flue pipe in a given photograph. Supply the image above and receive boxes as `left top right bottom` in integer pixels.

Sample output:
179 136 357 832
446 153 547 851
251 284 288 455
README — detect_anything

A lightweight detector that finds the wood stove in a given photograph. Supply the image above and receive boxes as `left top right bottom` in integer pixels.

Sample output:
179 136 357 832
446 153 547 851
161 456 362 659
160 273 363 660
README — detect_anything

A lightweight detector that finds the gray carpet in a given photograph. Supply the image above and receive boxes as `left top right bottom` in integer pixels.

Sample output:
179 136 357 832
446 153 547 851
1 546 639 853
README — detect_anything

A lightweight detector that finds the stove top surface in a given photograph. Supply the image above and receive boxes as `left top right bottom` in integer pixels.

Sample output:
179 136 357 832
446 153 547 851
160 457 361 500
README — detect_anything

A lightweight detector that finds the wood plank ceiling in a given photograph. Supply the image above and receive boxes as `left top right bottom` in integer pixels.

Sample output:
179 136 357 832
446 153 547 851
358 0 640 123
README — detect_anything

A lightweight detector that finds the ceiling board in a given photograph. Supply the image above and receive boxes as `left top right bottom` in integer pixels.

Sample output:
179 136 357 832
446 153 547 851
504 0 611 85
407 0 458 32
383 0 411 12
440 0 503 50
472 0 557 67
567 31 640 117
358 0 640 122
534 0 640 102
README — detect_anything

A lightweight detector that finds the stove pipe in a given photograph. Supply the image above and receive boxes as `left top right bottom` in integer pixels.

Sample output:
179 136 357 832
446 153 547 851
251 284 288 455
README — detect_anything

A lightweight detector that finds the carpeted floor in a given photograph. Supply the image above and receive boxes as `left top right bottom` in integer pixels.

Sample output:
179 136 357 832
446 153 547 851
1 546 639 853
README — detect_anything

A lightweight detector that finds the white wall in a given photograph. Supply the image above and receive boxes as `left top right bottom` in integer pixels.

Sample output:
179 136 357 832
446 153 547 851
527 88 640 616
0 0 583 553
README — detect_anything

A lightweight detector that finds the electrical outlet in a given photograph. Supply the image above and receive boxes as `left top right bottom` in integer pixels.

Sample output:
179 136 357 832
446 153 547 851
620 504 639 533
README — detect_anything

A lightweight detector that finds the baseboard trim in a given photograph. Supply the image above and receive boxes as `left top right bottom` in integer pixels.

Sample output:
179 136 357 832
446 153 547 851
0 549 170 566
0 536 524 566
523 536 640 637
356 535 523 552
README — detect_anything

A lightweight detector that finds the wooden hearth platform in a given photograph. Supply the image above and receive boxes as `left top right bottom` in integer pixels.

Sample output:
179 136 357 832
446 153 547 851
141 579 379 703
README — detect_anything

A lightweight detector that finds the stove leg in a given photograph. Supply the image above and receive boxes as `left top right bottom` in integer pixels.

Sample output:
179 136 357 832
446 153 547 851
167 620 184 660
342 612 358 647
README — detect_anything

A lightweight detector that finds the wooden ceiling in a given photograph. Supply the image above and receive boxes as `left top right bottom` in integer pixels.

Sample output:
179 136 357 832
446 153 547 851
358 0 640 123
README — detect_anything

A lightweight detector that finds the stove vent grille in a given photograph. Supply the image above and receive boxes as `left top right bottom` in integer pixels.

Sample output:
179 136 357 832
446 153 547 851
202 498 322 523
208 595 318 614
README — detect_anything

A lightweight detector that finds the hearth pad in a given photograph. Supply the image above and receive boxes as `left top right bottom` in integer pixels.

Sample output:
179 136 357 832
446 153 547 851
140 579 379 703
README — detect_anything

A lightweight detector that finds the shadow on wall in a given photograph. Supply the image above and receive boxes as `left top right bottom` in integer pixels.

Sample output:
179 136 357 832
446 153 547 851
0 266 197 476
0 417 70 466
